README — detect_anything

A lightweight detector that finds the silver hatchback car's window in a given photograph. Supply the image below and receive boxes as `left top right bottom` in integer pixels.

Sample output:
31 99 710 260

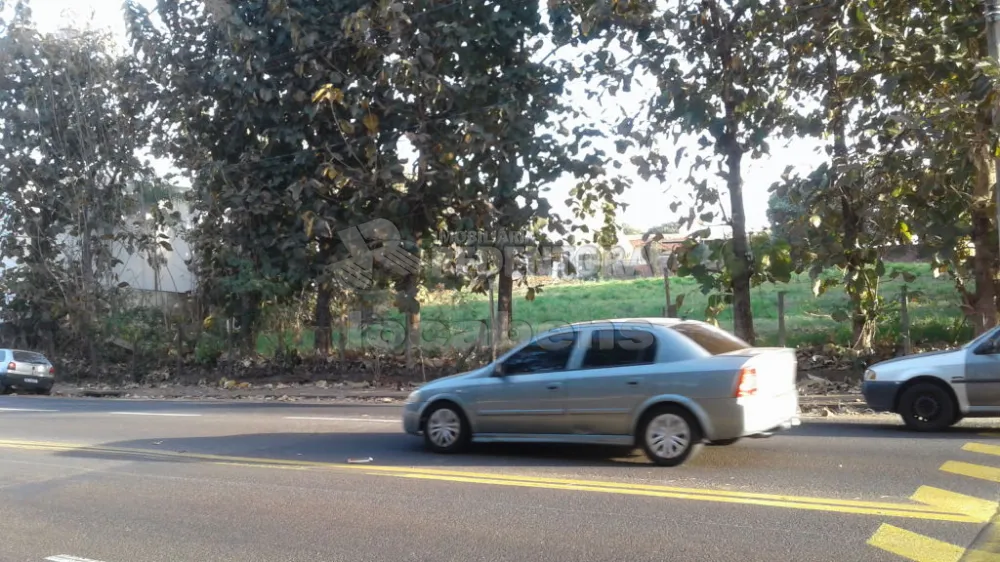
11 350 47 363
581 328 656 369
501 331 577 375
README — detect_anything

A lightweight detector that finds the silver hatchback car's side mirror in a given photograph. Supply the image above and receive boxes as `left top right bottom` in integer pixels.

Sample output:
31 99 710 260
492 363 505 377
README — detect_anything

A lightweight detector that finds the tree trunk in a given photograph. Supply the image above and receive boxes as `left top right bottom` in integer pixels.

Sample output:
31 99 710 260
496 268 513 345
337 320 348 366
79 206 98 367
397 274 421 370
823 23 871 349
405 309 420 370
724 138 755 344
313 285 332 355
971 150 998 334
239 294 258 353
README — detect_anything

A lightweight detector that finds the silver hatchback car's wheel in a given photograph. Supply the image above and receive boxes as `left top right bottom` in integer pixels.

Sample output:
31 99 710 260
639 405 703 466
423 403 469 454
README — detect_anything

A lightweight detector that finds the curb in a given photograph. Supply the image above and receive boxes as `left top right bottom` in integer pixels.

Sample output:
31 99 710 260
51 386 411 402
961 503 1000 560
46 387 866 407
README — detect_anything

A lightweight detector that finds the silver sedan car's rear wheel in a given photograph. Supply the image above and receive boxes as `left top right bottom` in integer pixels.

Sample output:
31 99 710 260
639 405 703 467
423 402 469 454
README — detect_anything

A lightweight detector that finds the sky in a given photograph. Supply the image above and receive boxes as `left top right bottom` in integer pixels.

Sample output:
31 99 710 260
30 0 827 236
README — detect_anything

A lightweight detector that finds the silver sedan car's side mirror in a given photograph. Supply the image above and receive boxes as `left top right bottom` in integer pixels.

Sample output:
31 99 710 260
492 363 505 377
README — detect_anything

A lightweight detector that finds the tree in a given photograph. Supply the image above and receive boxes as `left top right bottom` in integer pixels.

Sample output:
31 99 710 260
557 0 791 343
0 13 159 359
777 0 1000 337
366 0 628 346
126 0 404 351
766 190 806 243
865 0 1000 335
768 0 894 349
646 221 681 236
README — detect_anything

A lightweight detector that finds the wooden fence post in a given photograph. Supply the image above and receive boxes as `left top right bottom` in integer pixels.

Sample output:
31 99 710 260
777 291 787 348
663 266 672 318
175 323 184 381
488 278 496 363
900 286 911 356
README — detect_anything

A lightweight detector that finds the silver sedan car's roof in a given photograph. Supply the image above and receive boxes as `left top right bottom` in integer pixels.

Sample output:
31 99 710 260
550 318 699 330
537 318 715 340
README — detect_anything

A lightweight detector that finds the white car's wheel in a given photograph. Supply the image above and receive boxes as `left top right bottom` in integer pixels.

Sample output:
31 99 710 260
423 403 469 453
639 405 703 467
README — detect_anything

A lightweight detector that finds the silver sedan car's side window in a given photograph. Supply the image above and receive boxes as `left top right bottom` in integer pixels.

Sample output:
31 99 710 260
581 328 657 369
501 332 577 376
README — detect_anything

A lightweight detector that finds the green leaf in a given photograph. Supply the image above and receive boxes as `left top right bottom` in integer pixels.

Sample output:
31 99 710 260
898 222 912 243
363 113 379 134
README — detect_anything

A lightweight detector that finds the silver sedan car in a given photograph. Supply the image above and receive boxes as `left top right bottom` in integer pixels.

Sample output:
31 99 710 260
403 318 800 466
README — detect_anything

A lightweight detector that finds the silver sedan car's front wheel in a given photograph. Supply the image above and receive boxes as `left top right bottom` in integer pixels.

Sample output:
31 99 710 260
422 402 469 454
639 405 703 467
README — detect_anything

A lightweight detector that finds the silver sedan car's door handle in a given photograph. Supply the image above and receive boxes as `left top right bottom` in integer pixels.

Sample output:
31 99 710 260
627 380 639 386
546 383 561 390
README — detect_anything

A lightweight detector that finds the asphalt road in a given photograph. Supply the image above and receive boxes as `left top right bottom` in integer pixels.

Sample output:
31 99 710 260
0 396 998 562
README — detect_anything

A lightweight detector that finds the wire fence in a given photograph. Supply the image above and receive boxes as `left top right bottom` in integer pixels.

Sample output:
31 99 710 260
1 266 971 385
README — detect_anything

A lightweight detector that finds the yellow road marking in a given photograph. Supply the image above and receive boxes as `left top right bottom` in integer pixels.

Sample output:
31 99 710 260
212 462 308 471
868 524 965 562
964 552 1000 562
0 439 965 511
965 443 1000 457
941 461 1000 484
0 438 982 523
388 472 977 522
911 486 997 524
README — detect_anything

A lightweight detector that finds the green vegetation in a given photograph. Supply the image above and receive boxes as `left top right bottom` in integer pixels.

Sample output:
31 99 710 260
1 0 998 380
256 262 970 356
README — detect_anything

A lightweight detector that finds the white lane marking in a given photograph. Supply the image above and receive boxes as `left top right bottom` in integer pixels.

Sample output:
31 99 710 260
109 412 201 417
0 407 58 412
284 416 397 423
46 555 109 562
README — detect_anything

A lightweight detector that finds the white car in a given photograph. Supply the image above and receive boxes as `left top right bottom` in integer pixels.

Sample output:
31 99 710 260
862 326 1000 430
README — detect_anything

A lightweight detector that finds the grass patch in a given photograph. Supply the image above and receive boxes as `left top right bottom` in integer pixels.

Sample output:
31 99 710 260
257 262 972 355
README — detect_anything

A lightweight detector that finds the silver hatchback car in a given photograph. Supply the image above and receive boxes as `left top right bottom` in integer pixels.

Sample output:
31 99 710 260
0 349 55 395
403 318 800 466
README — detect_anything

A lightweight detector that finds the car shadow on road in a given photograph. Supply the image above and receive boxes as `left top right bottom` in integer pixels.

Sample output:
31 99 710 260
45 421 1000 470
790 420 1000 440
50 432 649 469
